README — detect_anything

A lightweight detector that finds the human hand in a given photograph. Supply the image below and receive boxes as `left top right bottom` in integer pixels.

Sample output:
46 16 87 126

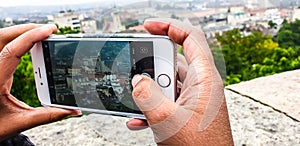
0 24 80 141
126 18 233 145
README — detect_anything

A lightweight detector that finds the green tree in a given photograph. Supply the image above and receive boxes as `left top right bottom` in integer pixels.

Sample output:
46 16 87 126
210 41 227 82
0 20 3 28
277 19 300 51
216 29 275 71
11 53 40 107
171 14 179 19
282 19 288 25
215 28 284 85
122 18 139 29
56 24 81 34
13 20 26 25
268 20 277 29
252 47 300 76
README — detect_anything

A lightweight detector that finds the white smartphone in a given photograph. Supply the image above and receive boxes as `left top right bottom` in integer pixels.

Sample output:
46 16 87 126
31 34 177 119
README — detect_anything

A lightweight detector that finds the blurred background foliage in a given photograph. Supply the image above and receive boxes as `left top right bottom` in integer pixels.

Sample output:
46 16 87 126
11 52 40 107
9 19 300 106
55 24 81 34
212 19 300 85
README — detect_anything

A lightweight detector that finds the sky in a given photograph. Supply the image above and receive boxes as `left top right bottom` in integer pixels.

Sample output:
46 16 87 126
0 0 124 7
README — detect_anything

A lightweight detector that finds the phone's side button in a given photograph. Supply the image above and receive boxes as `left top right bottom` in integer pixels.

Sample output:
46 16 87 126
157 74 171 88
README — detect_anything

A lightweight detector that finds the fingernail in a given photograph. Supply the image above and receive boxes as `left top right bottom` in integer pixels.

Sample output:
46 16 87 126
132 75 143 88
70 110 82 116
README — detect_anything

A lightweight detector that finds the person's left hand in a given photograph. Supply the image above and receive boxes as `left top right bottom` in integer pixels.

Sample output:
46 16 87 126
0 24 80 141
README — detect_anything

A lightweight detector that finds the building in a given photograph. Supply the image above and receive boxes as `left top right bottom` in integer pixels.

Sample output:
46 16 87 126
227 6 247 25
4 17 14 27
292 7 300 21
51 10 81 30
264 8 283 25
81 18 97 33
245 0 280 9
111 9 124 32
102 7 126 33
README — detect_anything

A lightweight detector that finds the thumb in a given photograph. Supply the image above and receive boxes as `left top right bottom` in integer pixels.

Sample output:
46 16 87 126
131 75 177 125
132 75 194 143
27 107 81 127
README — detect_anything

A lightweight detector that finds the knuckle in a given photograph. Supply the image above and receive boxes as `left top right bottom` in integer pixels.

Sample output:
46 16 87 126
0 43 14 59
1 41 23 60
43 107 57 122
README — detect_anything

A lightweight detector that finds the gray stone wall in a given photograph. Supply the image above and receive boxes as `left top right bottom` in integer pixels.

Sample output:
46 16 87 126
23 70 300 145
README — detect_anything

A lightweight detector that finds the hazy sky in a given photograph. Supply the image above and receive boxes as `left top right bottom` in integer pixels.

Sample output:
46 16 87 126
0 0 120 7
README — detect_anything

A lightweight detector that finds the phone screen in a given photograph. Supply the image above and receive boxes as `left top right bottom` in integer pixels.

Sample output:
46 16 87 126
42 40 154 114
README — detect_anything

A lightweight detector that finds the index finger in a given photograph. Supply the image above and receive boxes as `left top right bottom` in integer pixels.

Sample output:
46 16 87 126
0 24 57 94
0 24 41 51
144 18 214 66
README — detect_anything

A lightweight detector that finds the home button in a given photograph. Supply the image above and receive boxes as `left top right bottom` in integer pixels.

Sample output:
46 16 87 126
157 74 171 88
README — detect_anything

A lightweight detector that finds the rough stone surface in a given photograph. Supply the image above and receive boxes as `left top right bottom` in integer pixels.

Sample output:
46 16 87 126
226 90 300 146
23 114 155 146
227 70 300 121
23 70 300 145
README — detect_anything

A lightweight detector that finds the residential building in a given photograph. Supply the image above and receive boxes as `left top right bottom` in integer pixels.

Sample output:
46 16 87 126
292 7 300 21
51 10 81 30
4 17 14 27
81 18 97 33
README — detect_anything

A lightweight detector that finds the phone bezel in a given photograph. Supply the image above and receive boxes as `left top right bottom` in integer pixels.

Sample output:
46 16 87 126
31 36 177 119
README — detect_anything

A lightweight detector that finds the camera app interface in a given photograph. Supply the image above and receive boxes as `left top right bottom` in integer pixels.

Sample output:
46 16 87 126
43 40 154 114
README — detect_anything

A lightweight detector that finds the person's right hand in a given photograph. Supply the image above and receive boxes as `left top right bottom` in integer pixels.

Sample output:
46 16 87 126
127 18 233 145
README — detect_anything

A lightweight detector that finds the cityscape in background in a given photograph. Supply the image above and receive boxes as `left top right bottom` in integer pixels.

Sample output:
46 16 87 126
2 0 300 41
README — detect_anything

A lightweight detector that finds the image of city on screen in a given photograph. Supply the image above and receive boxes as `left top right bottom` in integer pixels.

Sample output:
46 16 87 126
43 40 154 114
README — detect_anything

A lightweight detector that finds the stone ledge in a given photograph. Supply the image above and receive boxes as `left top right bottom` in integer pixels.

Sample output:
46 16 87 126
226 69 300 121
23 70 300 145
225 90 300 146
